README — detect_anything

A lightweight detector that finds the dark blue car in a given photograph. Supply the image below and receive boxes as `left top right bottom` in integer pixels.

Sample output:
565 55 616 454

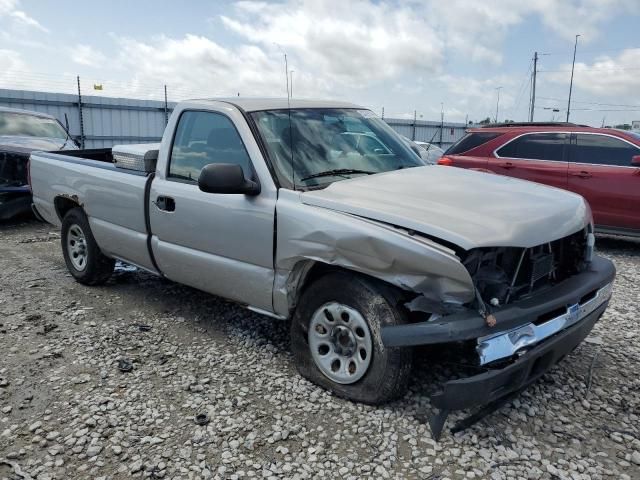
0 107 77 220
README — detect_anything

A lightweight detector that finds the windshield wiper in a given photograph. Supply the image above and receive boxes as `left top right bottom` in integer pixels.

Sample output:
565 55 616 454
300 168 376 182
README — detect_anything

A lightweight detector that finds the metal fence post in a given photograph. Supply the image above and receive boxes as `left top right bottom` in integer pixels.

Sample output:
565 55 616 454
412 110 417 141
164 85 168 125
76 76 85 149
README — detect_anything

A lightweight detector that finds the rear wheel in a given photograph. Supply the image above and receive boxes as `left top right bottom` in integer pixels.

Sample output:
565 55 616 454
61 208 114 285
291 272 412 404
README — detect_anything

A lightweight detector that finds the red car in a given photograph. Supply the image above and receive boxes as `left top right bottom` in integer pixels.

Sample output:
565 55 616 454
439 123 640 237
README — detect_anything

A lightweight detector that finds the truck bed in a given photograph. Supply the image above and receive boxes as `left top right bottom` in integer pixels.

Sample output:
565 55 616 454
29 150 158 271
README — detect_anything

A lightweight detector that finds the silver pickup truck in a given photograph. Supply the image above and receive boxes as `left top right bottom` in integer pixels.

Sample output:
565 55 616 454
29 98 615 438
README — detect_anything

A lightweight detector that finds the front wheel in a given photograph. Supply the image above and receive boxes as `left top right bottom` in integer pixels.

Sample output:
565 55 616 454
291 272 412 404
61 208 114 285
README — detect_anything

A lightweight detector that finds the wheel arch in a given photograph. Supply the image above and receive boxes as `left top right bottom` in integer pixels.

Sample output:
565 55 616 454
54 194 83 221
277 259 411 319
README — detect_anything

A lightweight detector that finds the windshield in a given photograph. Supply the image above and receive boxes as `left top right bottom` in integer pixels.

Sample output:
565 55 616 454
0 112 67 140
251 108 425 189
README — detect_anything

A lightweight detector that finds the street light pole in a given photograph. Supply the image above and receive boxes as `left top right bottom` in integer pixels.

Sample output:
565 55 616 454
566 34 580 122
495 87 502 123
289 70 294 98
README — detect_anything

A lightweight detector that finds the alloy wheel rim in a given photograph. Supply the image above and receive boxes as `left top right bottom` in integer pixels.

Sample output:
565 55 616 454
67 224 88 271
308 302 373 384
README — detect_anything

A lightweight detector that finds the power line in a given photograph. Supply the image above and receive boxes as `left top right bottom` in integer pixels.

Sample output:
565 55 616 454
535 106 640 112
507 58 533 120
537 96 640 108
538 66 640 73
542 46 640 56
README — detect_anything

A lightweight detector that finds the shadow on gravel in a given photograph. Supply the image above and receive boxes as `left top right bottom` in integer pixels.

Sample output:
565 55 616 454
105 266 524 437
96 261 594 439
0 215 40 229
596 234 640 254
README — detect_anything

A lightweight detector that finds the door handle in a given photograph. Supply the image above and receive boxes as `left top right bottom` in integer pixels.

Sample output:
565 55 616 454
154 196 176 212
569 171 592 179
499 162 515 169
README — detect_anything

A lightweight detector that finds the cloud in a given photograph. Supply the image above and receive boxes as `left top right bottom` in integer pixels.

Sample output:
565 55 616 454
221 0 444 85
0 48 28 86
0 0 48 32
531 0 638 43
112 34 333 99
69 44 107 68
546 48 640 98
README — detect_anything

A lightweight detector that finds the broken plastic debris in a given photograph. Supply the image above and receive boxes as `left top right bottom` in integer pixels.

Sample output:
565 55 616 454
137 324 152 332
117 358 134 373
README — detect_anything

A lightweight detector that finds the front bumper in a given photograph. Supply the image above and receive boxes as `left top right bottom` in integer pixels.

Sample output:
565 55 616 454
381 255 615 438
382 255 615 349
431 298 608 412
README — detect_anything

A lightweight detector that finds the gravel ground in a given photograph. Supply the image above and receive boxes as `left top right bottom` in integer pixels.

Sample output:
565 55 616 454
0 219 639 480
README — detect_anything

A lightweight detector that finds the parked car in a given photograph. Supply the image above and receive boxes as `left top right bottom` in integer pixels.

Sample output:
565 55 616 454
438 122 640 237
399 136 442 164
29 100 614 438
414 141 444 164
0 106 77 220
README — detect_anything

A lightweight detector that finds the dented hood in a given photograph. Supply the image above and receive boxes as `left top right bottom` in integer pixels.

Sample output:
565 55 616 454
300 166 589 250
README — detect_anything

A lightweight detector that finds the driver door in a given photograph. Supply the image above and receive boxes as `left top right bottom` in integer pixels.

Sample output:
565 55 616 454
149 109 276 311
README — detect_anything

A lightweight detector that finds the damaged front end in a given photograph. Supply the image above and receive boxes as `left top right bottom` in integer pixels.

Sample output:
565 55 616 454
382 228 615 439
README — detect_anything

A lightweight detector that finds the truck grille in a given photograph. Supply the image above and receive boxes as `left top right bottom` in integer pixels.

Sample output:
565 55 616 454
463 228 589 306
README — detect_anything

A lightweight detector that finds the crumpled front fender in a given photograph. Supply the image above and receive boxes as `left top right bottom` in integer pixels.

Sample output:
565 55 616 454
273 189 475 317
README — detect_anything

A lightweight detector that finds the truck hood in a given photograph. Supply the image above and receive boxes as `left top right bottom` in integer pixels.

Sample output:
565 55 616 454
300 166 589 250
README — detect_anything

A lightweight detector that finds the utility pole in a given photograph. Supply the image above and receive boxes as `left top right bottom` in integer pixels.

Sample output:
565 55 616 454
494 87 502 123
381 106 384 119
566 34 580 122
529 52 538 122
284 53 290 100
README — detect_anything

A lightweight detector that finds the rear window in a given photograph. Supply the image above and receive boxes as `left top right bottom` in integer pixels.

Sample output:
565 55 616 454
497 133 567 161
445 132 501 155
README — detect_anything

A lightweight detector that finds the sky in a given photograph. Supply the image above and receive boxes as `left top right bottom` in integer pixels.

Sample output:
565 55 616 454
1 0 639 126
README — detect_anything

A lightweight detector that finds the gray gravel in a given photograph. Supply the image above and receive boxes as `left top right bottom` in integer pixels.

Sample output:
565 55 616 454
1 220 639 480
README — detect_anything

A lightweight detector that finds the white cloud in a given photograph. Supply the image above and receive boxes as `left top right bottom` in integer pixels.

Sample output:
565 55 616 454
531 0 638 43
0 48 28 86
0 0 48 32
112 34 333 100
69 44 107 67
546 48 640 98
221 0 444 85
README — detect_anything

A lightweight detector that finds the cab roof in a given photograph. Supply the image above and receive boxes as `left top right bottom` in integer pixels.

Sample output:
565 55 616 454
186 97 365 112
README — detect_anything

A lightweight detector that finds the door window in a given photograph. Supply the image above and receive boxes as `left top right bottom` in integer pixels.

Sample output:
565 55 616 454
496 133 566 161
571 134 639 166
169 111 252 181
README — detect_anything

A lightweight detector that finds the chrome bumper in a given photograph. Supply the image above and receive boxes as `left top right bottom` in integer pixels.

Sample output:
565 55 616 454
476 282 613 366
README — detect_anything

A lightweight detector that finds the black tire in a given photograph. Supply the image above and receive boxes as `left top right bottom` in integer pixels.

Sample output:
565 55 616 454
61 208 114 285
291 272 413 404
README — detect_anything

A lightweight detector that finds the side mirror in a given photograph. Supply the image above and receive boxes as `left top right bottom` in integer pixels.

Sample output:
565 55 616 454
632 155 640 166
198 163 260 195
